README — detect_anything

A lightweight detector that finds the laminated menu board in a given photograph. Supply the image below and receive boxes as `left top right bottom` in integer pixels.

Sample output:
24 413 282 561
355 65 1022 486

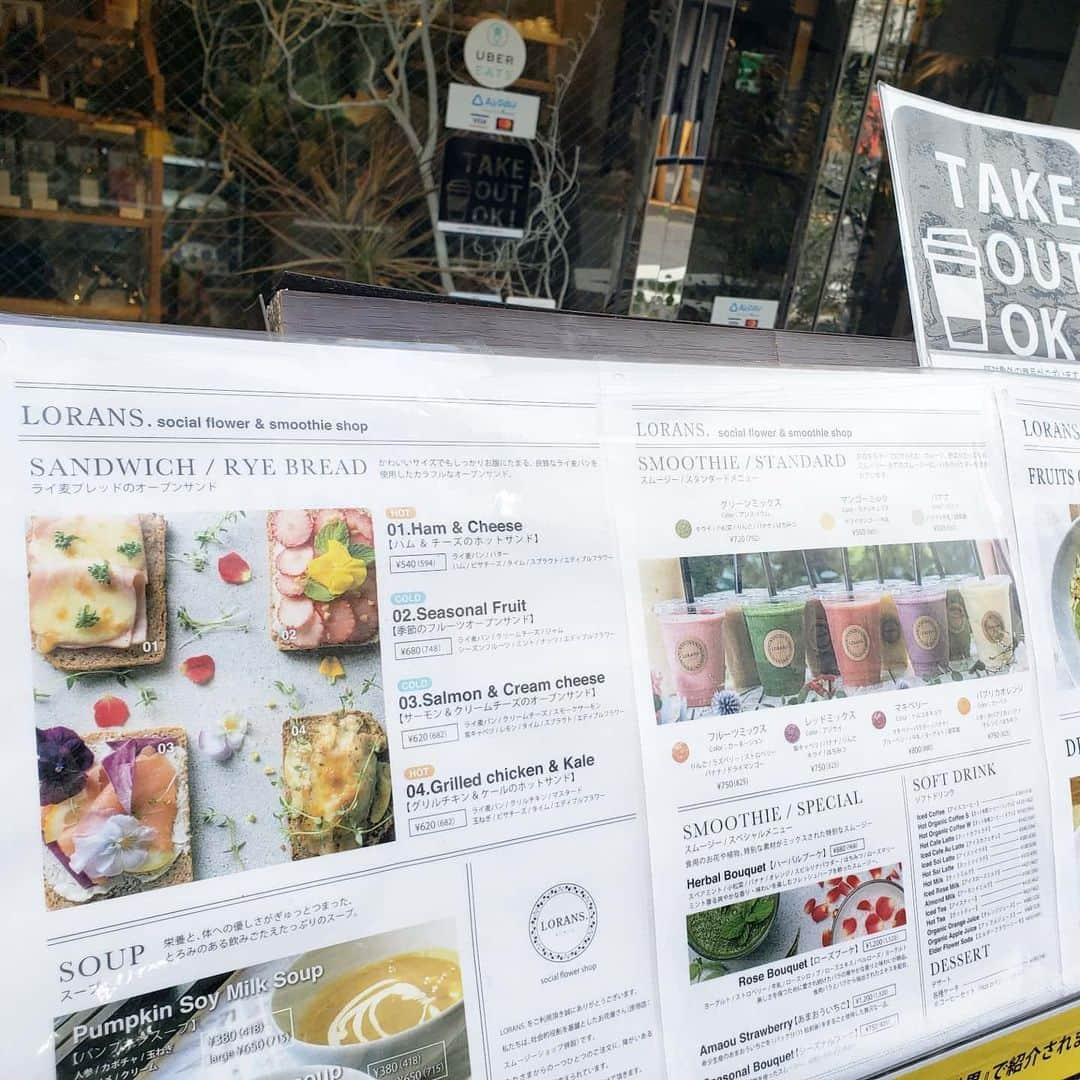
0 315 1075 1080
881 84 1080 376
600 366 1059 1078
0 321 664 1078
995 383 1080 988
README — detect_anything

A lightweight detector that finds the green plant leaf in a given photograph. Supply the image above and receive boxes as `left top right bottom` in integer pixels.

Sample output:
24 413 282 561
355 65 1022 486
349 542 376 566
785 930 800 957
313 519 349 555
304 579 335 603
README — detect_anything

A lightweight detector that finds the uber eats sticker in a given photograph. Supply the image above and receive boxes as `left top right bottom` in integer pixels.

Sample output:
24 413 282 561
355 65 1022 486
882 84 1080 370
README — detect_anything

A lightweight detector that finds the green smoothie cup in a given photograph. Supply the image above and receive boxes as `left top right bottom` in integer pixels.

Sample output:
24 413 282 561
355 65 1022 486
744 597 807 698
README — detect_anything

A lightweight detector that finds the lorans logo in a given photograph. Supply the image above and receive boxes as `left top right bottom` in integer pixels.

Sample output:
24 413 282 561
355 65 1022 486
529 883 597 963
676 635 708 673
982 609 1006 644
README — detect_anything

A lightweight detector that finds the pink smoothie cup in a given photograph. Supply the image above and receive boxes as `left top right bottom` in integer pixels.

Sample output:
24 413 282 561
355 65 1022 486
655 600 726 707
894 584 950 677
822 591 883 689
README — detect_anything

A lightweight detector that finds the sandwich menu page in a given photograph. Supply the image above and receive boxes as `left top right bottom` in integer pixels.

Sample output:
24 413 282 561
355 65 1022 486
1 323 663 1079
602 369 1059 1079
0 320 1076 1080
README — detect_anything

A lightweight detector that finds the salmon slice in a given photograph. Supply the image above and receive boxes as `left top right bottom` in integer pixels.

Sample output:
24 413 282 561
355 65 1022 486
53 750 177 860
131 748 178 852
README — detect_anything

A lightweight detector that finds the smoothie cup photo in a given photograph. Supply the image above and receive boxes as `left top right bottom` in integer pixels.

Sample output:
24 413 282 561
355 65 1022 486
959 575 1015 671
822 591 882 689
943 578 973 662
877 586 910 674
802 585 841 678
702 590 763 691
894 584 950 677
744 597 807 698
655 599 727 707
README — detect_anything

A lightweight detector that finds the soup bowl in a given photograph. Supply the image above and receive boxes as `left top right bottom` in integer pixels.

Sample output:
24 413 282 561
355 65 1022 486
270 920 467 1073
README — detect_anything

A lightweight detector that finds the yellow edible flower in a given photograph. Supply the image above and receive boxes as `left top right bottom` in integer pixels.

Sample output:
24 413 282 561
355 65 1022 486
319 656 346 684
306 539 368 597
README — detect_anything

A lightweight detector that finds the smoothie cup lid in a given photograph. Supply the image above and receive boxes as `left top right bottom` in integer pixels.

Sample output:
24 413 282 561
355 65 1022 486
891 582 946 601
653 598 726 616
745 595 806 612
958 573 1011 592
822 587 881 607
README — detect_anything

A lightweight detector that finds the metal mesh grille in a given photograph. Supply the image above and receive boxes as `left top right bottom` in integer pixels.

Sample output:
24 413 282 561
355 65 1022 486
0 0 668 328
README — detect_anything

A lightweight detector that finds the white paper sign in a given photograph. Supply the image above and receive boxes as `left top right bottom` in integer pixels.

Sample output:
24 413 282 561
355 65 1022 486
881 83 1080 376
710 295 779 329
446 82 539 140
464 18 526 89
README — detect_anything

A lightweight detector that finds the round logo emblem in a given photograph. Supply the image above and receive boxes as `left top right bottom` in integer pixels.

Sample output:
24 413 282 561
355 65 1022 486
529 883 598 963
676 636 707 673
464 18 526 89
872 710 887 730
912 615 941 651
981 609 1006 644
946 598 968 634
880 614 902 647
784 723 800 744
841 625 871 662
763 628 795 668
674 518 692 539
672 740 690 763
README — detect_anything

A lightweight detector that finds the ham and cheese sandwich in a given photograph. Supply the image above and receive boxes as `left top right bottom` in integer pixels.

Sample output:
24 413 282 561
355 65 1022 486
27 514 167 670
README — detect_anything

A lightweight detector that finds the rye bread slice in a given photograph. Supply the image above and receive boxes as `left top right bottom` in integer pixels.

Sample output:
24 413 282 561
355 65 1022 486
43 726 191 911
281 710 394 860
266 510 379 651
32 513 167 672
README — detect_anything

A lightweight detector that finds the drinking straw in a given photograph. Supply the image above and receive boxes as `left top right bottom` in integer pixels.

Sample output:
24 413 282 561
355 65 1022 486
840 548 853 592
761 552 778 597
929 543 946 578
733 552 742 594
911 543 923 586
679 556 695 605
873 546 884 584
802 550 817 588
971 539 985 579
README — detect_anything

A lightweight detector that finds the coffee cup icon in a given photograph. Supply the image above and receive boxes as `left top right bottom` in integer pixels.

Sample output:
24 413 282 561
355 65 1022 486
921 227 988 351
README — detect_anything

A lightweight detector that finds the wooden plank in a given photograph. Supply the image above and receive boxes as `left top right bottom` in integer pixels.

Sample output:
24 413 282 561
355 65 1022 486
0 206 151 228
0 297 145 321
0 95 146 132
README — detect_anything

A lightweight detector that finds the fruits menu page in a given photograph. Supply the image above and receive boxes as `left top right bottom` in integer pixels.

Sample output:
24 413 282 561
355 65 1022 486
0 323 664 1079
601 367 1060 1079
997 383 1080 988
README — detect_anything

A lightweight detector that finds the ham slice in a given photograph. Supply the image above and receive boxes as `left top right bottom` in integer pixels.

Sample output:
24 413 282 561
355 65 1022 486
27 516 147 651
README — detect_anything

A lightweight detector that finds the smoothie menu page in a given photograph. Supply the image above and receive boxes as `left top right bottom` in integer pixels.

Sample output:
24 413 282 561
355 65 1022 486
0 323 664 1079
602 368 1059 1080
997 382 1080 987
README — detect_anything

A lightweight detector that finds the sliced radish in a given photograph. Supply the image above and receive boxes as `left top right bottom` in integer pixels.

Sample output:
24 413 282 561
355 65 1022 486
894 907 907 927
275 572 306 598
821 929 832 947
315 509 346 531
345 508 374 546
285 610 324 648
857 899 872 912
866 913 882 934
875 896 895 921
846 874 860 888
803 898 816 915
842 917 857 937
273 509 313 547
324 598 358 644
278 595 316 628
276 544 313 576
811 903 829 923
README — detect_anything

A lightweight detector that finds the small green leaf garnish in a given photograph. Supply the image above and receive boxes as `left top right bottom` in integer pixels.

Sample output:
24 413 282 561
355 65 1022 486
116 540 142 559
88 561 111 585
54 531 80 551
75 605 100 629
